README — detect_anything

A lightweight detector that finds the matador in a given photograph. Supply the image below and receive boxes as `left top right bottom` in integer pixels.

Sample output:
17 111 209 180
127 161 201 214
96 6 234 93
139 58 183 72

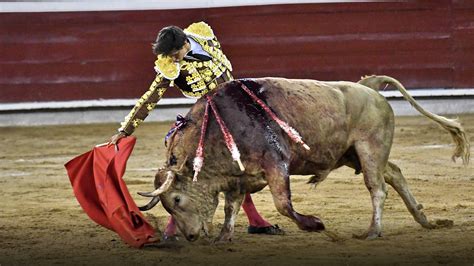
110 22 284 239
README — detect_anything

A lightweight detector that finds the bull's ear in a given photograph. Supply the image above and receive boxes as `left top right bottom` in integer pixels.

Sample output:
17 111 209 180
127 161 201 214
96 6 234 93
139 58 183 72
153 177 162 189
154 168 168 187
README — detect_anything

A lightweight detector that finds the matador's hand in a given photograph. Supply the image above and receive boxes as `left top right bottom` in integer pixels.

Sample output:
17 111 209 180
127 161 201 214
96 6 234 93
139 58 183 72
109 132 127 145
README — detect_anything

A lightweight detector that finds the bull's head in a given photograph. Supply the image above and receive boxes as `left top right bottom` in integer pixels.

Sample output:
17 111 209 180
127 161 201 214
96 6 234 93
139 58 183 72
145 168 219 241
139 110 221 241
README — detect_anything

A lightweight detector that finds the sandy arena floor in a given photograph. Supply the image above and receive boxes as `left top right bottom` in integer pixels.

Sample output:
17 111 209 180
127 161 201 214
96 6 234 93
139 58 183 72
0 114 473 265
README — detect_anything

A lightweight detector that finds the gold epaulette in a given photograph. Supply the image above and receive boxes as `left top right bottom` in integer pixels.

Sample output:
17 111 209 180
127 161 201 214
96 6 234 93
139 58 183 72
183 21 215 40
154 54 180 80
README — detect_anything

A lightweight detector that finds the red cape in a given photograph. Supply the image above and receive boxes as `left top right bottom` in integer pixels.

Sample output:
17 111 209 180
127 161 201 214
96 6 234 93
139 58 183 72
65 137 157 248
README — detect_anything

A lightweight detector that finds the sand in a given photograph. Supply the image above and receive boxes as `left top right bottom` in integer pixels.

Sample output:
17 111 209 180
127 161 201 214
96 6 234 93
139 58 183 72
1 114 473 265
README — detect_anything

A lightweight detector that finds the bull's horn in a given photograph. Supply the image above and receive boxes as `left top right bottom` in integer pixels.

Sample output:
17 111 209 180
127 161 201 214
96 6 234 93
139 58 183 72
137 171 175 197
138 196 160 211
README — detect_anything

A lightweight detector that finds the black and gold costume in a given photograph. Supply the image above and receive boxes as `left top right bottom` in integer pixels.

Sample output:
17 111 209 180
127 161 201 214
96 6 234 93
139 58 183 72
119 22 234 135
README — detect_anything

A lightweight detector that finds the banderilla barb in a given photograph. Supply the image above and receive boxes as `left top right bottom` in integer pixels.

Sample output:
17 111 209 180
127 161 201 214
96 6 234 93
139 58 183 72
207 95 245 172
238 80 310 151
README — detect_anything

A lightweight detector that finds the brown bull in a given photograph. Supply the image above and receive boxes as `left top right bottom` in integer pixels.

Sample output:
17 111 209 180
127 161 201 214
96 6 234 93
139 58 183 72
139 76 470 242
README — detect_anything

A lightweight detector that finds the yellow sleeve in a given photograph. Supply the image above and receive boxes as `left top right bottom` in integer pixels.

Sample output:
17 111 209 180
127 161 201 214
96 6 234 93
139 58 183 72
118 74 170 135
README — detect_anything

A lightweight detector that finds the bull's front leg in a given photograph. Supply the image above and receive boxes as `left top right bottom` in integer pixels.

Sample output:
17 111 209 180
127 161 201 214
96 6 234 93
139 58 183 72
214 191 244 243
265 166 325 232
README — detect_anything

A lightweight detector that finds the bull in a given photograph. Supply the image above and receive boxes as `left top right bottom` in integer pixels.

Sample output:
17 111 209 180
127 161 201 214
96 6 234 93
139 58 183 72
138 76 470 242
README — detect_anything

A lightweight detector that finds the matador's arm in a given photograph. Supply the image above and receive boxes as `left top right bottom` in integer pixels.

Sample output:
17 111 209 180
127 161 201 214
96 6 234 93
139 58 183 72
118 74 171 135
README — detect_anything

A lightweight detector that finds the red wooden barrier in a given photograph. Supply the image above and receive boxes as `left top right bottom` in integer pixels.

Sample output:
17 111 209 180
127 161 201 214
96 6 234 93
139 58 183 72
0 1 473 103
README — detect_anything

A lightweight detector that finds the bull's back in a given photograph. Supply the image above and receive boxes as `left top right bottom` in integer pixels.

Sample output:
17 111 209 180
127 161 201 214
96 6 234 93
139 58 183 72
199 77 393 174
256 78 348 141
258 78 392 164
323 80 394 125
254 78 393 133
226 78 355 171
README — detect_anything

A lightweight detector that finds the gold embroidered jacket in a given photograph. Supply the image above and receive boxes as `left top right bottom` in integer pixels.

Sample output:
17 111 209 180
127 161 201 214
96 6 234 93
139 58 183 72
119 22 233 135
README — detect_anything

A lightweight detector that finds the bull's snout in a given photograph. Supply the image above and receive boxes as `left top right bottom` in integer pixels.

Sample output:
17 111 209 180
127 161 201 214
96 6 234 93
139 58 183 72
186 233 199 242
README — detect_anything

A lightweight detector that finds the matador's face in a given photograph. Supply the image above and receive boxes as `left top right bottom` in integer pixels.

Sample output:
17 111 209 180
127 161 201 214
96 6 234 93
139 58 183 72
169 41 191 63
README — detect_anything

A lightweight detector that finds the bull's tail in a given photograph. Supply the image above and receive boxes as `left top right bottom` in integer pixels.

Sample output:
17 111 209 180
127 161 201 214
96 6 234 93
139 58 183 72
358 75 470 165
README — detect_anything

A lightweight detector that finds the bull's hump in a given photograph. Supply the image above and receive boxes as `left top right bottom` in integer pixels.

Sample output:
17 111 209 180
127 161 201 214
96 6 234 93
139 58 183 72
259 77 333 92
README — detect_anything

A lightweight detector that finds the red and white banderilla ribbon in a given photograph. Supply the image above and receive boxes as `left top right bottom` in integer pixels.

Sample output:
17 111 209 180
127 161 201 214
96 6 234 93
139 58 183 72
238 81 310 151
193 96 245 181
193 101 210 182
207 95 245 172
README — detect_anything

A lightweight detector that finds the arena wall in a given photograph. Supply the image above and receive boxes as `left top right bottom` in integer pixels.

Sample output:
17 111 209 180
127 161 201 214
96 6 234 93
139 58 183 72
0 1 473 125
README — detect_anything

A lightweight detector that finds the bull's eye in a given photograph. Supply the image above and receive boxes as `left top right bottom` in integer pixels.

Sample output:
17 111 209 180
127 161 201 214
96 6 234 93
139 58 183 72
174 196 181 204
169 154 177 166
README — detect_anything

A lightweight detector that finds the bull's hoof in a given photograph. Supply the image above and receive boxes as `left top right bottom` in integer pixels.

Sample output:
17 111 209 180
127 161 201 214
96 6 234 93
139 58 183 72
420 222 436 229
213 233 233 244
247 224 285 235
322 230 344 242
352 231 381 240
296 215 325 232
433 219 454 228
365 233 381 240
